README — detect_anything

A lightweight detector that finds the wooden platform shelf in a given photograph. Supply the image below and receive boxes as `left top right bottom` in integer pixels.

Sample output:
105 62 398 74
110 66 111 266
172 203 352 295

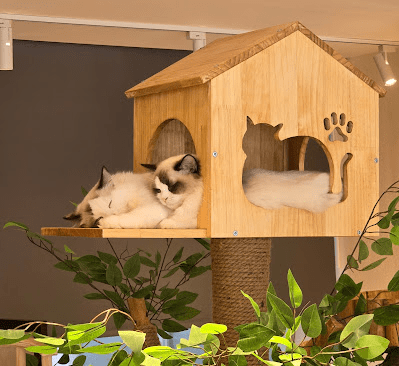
41 227 208 239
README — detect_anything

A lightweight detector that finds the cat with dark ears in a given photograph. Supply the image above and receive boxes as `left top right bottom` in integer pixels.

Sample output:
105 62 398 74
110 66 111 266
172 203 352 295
63 154 203 229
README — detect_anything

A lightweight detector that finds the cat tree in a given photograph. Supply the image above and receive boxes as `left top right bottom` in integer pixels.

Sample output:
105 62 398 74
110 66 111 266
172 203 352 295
43 21 385 346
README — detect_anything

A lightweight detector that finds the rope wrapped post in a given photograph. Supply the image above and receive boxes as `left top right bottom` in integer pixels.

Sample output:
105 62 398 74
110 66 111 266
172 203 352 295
127 297 160 347
211 238 272 347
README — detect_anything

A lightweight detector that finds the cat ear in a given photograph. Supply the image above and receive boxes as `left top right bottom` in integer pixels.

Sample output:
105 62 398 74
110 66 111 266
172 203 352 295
98 166 112 189
63 212 81 221
141 163 157 171
174 154 200 175
247 117 254 130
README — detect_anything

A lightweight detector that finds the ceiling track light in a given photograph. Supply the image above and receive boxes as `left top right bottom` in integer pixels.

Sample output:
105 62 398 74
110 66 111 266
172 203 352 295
373 45 397 86
0 19 13 70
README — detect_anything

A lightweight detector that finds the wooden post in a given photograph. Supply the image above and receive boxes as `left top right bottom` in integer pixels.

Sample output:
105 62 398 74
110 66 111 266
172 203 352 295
127 298 160 347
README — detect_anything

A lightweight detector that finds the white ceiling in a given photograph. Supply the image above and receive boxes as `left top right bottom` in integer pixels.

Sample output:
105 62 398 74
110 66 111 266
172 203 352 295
1 0 399 58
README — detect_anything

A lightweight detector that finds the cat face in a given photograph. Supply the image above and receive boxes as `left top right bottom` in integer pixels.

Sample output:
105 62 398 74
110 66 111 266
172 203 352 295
63 166 112 227
152 154 201 210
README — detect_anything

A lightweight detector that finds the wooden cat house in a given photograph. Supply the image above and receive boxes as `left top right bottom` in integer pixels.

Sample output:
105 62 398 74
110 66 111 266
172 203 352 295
125 21 385 239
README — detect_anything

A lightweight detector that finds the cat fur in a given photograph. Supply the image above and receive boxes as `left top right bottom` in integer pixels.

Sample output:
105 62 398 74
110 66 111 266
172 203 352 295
242 169 342 213
63 154 202 229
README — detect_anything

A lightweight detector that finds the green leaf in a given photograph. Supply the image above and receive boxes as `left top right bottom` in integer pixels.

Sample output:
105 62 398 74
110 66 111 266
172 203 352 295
200 323 227 334
172 247 184 263
68 325 106 345
194 238 211 250
106 264 123 286
392 213 399 226
123 254 141 279
361 258 386 271
229 355 248 366
34 335 65 346
287 269 303 308
162 319 187 332
72 355 87 366
119 283 130 296
388 270 399 291
155 251 161 268
340 314 373 348
160 288 179 301
188 266 211 278
301 304 322 338
64 245 75 254
335 274 357 292
73 272 92 284
70 201 78 208
77 342 121 354
347 255 359 269
371 238 393 255
84 292 108 300
3 221 29 230
108 350 129 366
241 291 260 317
355 335 389 360
81 186 88 196
140 256 156 268
162 267 179 278
169 306 200 321
131 285 155 299
334 357 361 366
54 260 80 272
0 329 25 339
98 251 118 265
388 196 399 213
176 291 198 305
390 226 399 245
267 292 294 329
354 294 367 316
358 241 369 262
157 328 172 340
237 324 275 352
373 305 399 325
113 312 127 330
119 330 145 354
26 354 39 366
378 216 391 229
26 345 58 354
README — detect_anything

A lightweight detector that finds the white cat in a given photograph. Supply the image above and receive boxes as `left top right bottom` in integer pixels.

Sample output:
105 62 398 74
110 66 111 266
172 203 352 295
63 154 203 229
242 169 342 213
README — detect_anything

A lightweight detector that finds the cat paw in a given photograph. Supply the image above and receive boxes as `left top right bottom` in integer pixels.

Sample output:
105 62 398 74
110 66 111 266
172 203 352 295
159 218 196 229
323 112 353 142
97 216 122 229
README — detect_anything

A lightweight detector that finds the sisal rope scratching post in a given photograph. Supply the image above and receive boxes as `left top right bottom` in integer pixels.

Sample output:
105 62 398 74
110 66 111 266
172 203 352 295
211 238 272 347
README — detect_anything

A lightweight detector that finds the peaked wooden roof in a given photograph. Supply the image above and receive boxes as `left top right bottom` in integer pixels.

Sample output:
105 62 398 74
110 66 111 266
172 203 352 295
125 21 386 98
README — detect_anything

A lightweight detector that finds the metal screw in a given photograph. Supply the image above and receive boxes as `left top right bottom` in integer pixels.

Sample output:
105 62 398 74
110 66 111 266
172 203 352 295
357 230 362 235
212 151 218 157
374 157 379 163
233 230 238 236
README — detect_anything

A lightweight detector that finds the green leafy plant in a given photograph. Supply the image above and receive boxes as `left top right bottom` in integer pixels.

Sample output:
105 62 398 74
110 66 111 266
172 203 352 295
3 221 211 338
343 179 399 273
0 269 395 366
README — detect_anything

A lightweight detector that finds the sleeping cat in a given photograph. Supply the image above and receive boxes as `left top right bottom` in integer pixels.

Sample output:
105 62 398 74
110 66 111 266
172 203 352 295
63 154 202 229
242 169 342 213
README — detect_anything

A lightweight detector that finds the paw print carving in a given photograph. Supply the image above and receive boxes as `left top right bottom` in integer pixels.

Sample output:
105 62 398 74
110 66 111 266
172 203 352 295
323 112 353 142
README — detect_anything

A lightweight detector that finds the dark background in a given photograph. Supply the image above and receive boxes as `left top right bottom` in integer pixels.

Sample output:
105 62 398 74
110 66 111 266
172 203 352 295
0 40 336 333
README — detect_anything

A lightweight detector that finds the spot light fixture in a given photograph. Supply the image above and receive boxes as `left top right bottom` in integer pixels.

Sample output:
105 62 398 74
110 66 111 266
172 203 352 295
0 19 13 70
373 45 397 86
